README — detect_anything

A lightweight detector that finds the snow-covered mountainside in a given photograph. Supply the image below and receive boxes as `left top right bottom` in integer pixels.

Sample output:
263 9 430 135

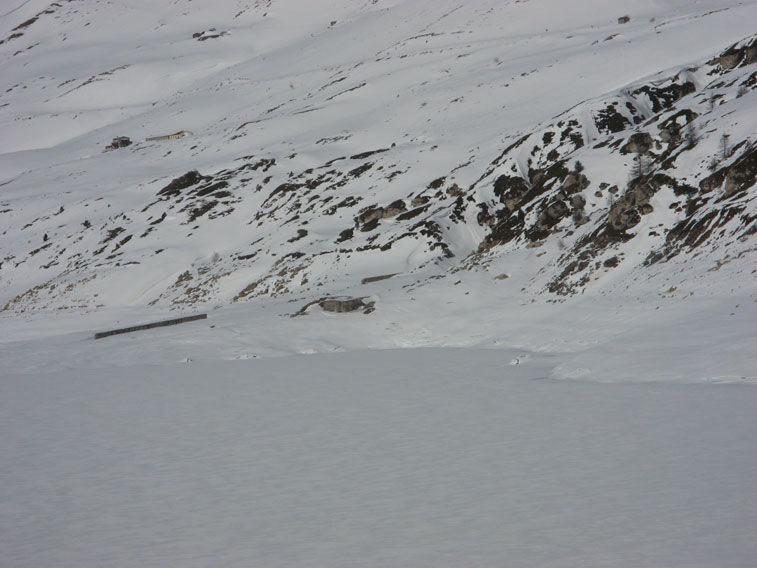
3 4 757 566
1 0 756 380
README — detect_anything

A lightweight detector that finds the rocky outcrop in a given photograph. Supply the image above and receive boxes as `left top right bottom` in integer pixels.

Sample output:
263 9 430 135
700 145 757 197
606 175 667 235
493 175 530 212
712 37 757 70
620 132 654 155
723 146 757 197
558 171 590 195
157 170 208 197
631 80 695 113
529 199 570 239
658 110 697 144
382 199 407 218
356 205 384 228
593 103 631 134
355 199 408 230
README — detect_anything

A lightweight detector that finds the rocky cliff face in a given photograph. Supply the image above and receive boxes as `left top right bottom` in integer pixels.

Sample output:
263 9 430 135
467 37 757 296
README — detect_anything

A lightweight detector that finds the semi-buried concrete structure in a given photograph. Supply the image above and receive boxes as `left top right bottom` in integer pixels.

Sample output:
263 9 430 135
146 130 193 142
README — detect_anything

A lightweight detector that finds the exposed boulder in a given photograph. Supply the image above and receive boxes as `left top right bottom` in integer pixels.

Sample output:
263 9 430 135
559 172 589 194
356 205 384 226
528 199 570 240
609 207 642 233
620 132 654 155
446 184 464 197
382 199 407 218
570 194 586 210
477 203 494 226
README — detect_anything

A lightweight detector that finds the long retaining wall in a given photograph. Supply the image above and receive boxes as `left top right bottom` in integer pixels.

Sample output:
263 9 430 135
94 314 207 339
145 131 192 142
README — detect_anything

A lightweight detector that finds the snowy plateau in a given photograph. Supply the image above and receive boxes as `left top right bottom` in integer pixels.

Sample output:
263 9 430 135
1 0 756 566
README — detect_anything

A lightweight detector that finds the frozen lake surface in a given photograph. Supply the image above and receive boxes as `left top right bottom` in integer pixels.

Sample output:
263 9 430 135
2 348 755 567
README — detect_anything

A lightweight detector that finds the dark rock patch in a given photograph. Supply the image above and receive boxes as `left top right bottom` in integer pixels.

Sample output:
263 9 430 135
631 81 695 113
360 218 380 232
263 182 303 206
382 200 407 218
396 206 428 221
428 177 446 189
493 175 530 212
348 163 373 177
594 103 630 134
699 146 757 197
195 181 230 197
336 228 354 243
361 274 397 284
357 205 384 226
711 37 757 70
158 170 208 198
185 201 218 223
288 229 308 243
350 148 390 160
620 132 654 155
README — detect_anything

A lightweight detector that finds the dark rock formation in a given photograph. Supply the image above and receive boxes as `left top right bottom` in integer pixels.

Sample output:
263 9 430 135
493 175 530 212
594 103 631 134
620 132 654 155
158 170 208 197
713 38 757 70
631 81 695 113
356 205 385 226
700 146 757 197
382 200 407 218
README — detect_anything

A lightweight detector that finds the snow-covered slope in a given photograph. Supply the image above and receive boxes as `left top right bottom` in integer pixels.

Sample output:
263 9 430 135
2 4 757 566
1 0 756 382
1 0 755 308
4 348 757 568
